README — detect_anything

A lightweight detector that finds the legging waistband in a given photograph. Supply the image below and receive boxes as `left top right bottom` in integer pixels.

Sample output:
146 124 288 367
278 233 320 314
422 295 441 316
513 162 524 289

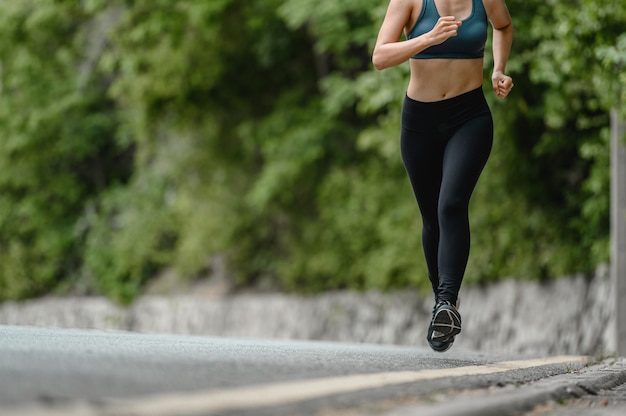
402 87 490 134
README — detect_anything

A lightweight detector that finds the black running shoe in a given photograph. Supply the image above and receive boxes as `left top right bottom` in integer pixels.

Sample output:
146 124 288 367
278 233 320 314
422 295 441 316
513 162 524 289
427 300 462 353
427 323 455 352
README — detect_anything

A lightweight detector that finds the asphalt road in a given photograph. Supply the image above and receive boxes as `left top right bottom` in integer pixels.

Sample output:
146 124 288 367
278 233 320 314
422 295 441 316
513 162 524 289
0 325 623 416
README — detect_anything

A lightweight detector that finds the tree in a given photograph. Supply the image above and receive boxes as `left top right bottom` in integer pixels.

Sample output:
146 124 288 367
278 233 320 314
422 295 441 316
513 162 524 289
0 0 624 302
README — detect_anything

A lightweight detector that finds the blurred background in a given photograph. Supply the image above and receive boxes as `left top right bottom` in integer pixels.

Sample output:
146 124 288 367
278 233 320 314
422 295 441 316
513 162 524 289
0 0 624 307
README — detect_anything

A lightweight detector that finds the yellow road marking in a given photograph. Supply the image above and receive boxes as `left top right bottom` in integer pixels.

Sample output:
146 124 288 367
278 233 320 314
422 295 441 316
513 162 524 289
110 355 587 416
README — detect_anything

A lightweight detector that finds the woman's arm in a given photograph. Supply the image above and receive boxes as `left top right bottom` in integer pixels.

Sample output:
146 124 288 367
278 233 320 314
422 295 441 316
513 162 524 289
484 0 514 98
372 0 462 70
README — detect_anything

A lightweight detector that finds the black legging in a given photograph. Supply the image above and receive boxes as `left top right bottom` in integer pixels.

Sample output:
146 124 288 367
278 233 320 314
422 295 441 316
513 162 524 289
400 87 493 305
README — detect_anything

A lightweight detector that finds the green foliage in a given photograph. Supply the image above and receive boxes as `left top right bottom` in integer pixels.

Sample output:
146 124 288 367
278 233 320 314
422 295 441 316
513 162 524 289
0 1 126 299
0 0 624 302
465 0 623 281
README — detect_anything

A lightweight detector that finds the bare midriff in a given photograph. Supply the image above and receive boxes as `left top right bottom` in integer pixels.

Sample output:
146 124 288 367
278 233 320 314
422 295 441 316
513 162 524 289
407 57 484 102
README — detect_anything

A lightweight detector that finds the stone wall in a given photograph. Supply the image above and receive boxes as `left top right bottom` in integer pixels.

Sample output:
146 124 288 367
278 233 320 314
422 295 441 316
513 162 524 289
0 265 616 356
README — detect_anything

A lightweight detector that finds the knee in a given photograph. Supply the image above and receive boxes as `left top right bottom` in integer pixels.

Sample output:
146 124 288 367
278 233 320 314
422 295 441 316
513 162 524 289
420 208 439 234
438 196 467 221
422 220 439 238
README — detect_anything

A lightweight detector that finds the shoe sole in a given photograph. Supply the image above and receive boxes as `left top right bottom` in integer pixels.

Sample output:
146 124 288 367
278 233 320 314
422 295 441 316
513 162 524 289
432 305 461 342
428 337 454 353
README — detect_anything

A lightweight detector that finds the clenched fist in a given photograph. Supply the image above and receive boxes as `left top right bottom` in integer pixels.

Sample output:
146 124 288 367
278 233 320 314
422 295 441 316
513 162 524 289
428 16 462 46
492 72 514 99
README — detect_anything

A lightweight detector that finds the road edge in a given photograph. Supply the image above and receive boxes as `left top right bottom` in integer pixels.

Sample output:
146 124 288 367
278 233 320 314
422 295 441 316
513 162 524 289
391 358 626 416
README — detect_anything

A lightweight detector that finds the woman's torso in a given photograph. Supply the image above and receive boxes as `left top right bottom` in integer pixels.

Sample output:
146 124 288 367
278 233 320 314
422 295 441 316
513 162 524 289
405 0 487 102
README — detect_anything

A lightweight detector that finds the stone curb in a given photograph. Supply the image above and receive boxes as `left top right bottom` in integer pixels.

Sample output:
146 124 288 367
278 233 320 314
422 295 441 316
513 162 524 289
390 359 626 416
0 265 617 356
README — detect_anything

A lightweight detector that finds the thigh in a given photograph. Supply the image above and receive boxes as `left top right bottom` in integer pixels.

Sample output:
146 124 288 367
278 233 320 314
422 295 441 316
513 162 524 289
401 126 444 217
440 114 493 202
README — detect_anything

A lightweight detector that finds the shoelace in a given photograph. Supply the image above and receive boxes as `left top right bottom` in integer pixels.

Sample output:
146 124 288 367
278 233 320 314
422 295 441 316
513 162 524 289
434 300 454 311
434 299 460 310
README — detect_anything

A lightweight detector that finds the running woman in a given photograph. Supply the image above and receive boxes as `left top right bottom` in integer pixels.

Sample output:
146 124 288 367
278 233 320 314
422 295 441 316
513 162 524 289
372 0 513 352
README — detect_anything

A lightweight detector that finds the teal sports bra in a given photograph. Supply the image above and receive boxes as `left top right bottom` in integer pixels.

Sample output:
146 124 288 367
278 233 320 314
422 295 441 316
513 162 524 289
407 0 487 59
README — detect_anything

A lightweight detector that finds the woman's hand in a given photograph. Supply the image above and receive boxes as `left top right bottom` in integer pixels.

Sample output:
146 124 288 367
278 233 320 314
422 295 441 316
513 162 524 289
427 16 462 46
492 71 513 99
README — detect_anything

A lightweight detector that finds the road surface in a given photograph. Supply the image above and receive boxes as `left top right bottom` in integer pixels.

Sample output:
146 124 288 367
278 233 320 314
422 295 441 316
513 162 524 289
0 325 624 415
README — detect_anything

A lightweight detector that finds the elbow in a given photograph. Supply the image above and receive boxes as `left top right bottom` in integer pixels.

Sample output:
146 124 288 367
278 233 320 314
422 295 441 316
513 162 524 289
495 21 514 34
371 51 387 71
372 58 384 71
